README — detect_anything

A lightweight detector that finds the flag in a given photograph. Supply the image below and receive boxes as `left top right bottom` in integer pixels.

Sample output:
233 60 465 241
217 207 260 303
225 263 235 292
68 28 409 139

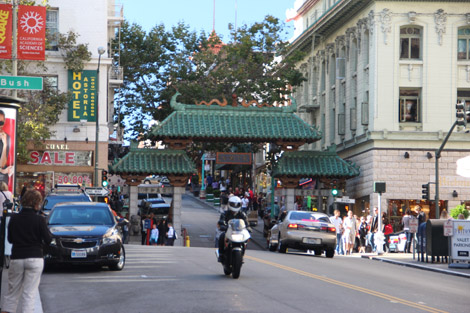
0 4 13 59
17 5 46 60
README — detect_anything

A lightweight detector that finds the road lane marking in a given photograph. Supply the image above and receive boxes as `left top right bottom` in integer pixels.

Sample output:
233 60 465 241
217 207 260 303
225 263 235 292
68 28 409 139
246 255 448 313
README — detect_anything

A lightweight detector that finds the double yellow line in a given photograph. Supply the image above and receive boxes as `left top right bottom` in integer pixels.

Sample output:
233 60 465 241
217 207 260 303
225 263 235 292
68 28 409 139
246 255 448 313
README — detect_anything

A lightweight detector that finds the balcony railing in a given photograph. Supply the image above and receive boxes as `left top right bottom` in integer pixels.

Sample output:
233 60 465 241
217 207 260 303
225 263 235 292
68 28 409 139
109 66 123 86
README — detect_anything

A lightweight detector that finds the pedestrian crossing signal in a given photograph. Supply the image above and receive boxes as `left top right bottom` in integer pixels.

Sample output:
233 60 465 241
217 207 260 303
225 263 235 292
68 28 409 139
101 170 109 187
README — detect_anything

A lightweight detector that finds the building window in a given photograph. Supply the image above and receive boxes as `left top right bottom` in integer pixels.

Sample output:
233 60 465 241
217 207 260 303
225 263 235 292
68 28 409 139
329 54 336 86
44 76 58 91
46 9 59 51
362 91 369 125
363 30 369 66
400 27 421 60
350 39 358 74
458 27 470 60
399 89 421 123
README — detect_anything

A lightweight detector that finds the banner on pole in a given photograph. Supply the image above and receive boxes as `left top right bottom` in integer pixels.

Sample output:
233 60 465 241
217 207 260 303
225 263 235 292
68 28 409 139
17 5 46 61
0 4 13 59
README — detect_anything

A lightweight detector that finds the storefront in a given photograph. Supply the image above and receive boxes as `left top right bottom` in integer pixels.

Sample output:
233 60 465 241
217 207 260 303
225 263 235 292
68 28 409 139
16 141 95 197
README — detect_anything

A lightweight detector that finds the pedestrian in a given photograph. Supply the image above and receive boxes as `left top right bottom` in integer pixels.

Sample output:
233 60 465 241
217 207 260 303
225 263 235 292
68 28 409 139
166 222 177 246
241 194 249 213
157 219 168 246
401 208 412 253
220 191 229 212
358 216 368 254
329 209 344 255
343 210 357 255
383 218 393 253
369 207 379 252
149 224 159 246
0 181 13 215
1 189 52 313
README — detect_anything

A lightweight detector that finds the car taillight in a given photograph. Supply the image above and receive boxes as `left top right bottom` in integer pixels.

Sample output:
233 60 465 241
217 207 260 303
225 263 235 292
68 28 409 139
328 227 336 233
288 223 298 229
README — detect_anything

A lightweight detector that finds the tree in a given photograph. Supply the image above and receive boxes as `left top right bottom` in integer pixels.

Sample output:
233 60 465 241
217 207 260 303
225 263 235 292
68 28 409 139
115 16 305 142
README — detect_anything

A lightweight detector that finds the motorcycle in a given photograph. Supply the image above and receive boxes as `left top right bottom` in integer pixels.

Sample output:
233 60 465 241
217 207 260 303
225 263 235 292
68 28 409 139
215 218 251 279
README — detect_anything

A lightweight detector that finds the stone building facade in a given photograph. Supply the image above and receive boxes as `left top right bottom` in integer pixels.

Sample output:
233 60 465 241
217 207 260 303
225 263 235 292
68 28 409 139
288 0 470 224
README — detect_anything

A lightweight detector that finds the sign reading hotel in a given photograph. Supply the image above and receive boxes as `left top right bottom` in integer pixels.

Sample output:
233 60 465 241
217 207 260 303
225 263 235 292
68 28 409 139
216 152 252 165
28 150 92 166
68 70 97 122
450 220 470 263
17 5 46 61
0 4 13 59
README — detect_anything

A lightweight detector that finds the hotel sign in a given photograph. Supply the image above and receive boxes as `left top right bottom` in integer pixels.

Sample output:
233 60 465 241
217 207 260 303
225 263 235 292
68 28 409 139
68 70 97 122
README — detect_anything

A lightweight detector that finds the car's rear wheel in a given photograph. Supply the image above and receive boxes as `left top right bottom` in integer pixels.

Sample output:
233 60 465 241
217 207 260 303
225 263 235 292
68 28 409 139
325 248 335 258
109 246 125 271
268 239 278 252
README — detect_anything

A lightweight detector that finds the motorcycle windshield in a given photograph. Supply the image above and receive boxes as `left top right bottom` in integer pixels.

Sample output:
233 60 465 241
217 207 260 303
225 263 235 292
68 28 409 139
229 219 246 231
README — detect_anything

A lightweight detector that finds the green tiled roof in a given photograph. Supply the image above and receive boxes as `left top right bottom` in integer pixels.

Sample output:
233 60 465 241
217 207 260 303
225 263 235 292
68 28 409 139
273 150 360 178
109 147 195 175
149 92 321 143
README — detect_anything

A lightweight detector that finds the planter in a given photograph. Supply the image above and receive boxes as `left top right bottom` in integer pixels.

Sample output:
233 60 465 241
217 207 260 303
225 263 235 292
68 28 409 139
213 197 220 206
206 194 214 202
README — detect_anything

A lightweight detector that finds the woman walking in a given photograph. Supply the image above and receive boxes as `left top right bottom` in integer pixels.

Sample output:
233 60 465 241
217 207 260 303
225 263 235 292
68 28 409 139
1 189 52 313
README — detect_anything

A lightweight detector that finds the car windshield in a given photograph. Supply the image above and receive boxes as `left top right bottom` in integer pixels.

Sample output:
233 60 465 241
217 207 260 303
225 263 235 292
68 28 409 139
48 206 114 226
290 212 329 223
43 195 90 211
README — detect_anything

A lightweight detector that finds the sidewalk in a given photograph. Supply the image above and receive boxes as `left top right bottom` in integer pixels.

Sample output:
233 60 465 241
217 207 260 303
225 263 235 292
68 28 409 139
360 252 470 279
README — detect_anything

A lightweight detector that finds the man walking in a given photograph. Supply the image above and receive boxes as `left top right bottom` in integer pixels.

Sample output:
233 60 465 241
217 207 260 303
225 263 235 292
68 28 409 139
329 209 344 255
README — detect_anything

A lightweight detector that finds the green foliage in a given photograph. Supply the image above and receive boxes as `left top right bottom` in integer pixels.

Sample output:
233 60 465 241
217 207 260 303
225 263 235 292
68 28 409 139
57 31 92 72
213 189 221 197
116 16 305 141
205 185 214 195
450 204 469 219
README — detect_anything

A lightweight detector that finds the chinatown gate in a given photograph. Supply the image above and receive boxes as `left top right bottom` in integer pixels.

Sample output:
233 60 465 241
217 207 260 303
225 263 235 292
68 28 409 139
109 93 359 245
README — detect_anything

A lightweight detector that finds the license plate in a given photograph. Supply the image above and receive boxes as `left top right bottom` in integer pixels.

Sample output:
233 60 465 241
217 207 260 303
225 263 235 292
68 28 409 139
302 238 321 244
71 250 87 258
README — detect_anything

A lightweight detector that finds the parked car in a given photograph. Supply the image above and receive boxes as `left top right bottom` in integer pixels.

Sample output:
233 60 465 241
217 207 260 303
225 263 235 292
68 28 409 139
268 211 336 257
143 203 170 219
42 184 91 215
44 202 126 270
388 231 408 253
137 191 162 208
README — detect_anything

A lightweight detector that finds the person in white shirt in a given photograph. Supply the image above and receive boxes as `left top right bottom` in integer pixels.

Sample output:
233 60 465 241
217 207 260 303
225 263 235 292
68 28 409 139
329 209 344 255
343 210 357 255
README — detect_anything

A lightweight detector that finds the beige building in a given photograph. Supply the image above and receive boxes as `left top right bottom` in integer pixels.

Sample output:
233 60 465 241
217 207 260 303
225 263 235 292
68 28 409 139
288 0 470 225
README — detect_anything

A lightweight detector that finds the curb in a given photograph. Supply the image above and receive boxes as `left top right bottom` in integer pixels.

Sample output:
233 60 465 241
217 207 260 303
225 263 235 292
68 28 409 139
361 255 470 279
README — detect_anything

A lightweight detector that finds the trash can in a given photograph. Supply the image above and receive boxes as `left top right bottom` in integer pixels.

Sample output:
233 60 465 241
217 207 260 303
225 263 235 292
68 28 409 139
425 219 448 263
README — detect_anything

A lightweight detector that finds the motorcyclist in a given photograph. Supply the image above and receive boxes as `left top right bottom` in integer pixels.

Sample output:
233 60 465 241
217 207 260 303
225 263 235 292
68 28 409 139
217 195 251 262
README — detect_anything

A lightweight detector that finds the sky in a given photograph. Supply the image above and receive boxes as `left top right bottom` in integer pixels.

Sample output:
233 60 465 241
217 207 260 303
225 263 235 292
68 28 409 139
119 0 296 42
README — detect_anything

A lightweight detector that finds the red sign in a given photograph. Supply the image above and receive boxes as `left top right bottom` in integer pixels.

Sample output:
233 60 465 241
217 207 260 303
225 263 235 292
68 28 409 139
17 5 46 61
0 4 13 59
28 150 92 166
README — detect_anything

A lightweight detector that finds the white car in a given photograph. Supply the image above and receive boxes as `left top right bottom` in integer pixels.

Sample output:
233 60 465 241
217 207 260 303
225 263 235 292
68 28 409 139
268 211 336 257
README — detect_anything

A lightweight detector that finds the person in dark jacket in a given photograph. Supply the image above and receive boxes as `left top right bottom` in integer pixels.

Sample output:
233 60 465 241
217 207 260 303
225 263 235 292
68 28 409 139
1 189 52 313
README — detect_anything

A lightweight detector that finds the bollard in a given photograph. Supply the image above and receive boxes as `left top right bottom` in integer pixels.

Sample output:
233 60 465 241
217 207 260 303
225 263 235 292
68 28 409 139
185 235 190 247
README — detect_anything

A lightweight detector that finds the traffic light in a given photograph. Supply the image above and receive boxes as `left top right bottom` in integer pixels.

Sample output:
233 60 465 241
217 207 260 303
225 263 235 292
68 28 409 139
456 101 467 127
101 170 109 187
331 180 338 197
421 183 429 200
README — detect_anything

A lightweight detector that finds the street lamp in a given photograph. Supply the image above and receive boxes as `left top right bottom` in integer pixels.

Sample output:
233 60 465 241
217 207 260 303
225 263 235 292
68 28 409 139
95 47 106 186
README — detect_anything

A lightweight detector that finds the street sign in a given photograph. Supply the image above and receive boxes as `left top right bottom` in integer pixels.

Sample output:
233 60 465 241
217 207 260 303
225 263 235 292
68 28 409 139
84 187 109 196
444 219 453 236
409 217 419 233
335 197 356 204
0 76 43 90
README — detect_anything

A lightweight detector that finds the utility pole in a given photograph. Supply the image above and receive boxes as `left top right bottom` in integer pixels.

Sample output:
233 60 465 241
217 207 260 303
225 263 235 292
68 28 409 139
12 0 18 98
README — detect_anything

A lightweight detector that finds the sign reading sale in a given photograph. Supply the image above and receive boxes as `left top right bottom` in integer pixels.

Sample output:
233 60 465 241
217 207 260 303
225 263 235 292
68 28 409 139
17 5 46 61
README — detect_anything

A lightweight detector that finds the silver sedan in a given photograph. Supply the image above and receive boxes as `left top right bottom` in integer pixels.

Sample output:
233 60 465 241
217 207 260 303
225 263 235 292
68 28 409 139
268 211 336 257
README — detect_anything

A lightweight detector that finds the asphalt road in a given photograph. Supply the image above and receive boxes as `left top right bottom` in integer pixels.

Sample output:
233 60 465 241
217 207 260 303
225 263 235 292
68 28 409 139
38 195 469 313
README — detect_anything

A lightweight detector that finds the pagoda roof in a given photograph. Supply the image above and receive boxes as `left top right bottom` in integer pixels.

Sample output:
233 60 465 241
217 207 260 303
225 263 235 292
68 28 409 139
109 144 195 175
148 92 321 145
273 148 360 178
